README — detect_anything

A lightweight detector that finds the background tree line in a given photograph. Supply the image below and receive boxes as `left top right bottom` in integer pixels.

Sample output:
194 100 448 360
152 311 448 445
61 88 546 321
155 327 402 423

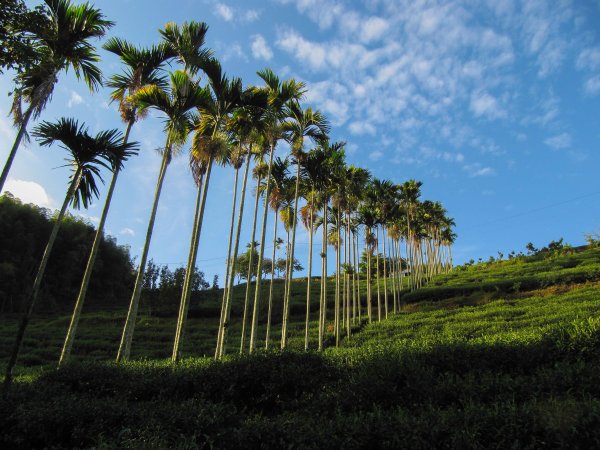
0 193 134 313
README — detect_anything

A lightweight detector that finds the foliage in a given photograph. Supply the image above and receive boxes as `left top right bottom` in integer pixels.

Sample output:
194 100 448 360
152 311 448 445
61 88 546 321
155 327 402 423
0 193 134 313
0 0 46 75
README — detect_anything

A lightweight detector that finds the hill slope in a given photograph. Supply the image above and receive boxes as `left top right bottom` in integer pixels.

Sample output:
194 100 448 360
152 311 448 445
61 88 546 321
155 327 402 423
1 248 600 448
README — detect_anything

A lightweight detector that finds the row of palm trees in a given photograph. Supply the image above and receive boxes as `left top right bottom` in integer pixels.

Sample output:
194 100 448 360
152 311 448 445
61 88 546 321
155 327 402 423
1 0 456 387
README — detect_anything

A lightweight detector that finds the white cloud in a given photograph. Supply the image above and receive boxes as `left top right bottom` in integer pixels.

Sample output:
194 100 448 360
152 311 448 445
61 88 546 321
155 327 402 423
576 46 600 71
243 9 260 22
544 132 571 150
215 3 233 21
584 76 600 96
67 91 84 108
361 17 389 43
470 91 505 119
463 163 495 177
2 178 53 208
276 30 326 70
119 227 135 237
251 35 273 60
348 121 376 135
369 150 383 161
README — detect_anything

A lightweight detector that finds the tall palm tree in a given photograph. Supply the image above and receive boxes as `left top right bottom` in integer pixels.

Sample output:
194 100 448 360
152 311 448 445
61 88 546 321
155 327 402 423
399 179 422 291
299 148 328 350
248 69 305 354
313 141 345 350
116 70 208 362
279 101 329 349
4 118 134 388
172 58 246 362
58 38 170 367
343 166 370 327
264 156 291 349
216 101 268 359
1 0 113 192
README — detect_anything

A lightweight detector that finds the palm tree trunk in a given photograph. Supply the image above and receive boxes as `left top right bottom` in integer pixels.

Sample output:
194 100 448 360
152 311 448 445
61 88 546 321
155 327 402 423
59 120 134 366
318 202 328 351
382 226 389 319
265 207 278 349
219 146 252 358
174 171 203 358
215 166 240 357
366 228 372 324
172 156 214 362
355 230 361 322
240 173 262 354
280 163 302 350
304 202 314 351
376 226 381 322
249 144 276 353
4 168 82 389
117 144 171 363
345 211 351 337
335 206 341 347
389 233 397 315
0 103 34 192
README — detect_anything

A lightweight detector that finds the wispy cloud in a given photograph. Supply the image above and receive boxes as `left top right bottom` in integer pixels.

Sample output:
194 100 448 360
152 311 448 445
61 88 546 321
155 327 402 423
584 76 600 96
119 227 135 237
214 3 233 21
544 132 571 150
1 178 53 208
463 163 495 177
251 35 273 60
67 91 84 108
470 91 505 119
213 2 260 23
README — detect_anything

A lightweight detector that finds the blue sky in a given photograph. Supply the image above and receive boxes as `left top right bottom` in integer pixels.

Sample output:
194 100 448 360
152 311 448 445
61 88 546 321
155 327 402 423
1 0 600 282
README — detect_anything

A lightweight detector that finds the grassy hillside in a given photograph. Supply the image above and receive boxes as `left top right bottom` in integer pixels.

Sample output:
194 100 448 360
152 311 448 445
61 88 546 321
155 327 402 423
1 248 600 448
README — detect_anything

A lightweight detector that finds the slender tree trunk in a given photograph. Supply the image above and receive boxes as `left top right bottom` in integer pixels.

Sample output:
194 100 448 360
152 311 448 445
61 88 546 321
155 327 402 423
351 228 357 325
265 207 278 350
240 173 262 354
335 206 341 346
382 226 389 319
366 228 372 324
0 104 34 192
215 166 240 357
376 226 381 322
389 232 397 315
318 202 328 351
280 163 301 350
345 211 351 337
173 172 204 361
218 146 252 358
304 203 314 351
355 231 361 322
59 121 134 366
4 168 81 389
117 145 171 363
249 144 276 353
172 155 215 362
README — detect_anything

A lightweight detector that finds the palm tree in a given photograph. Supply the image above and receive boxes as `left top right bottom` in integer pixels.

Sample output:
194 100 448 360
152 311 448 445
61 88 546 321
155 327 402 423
116 70 208 363
58 38 171 367
216 101 268 359
4 118 134 388
279 101 329 349
264 156 291 349
172 58 246 362
248 69 305 354
399 179 422 291
299 148 328 349
1 0 113 192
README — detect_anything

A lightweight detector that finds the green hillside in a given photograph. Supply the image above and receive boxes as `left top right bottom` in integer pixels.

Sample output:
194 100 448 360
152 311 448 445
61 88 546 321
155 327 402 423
2 247 600 448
